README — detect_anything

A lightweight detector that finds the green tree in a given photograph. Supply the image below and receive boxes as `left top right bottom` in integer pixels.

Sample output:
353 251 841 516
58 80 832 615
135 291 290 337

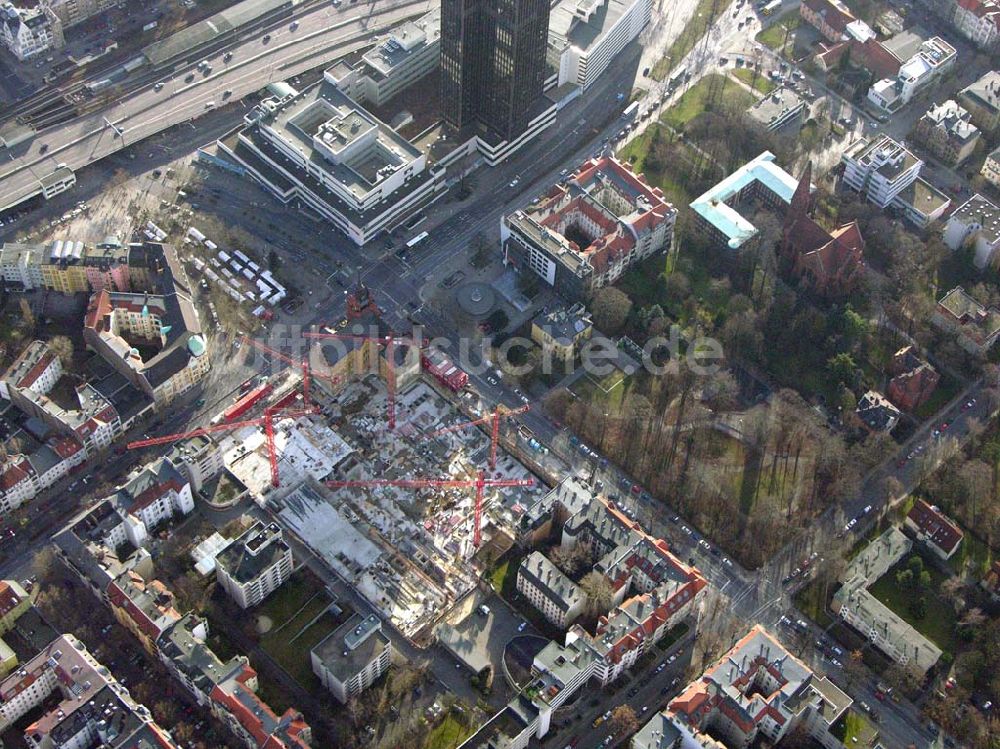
590 287 633 335
827 352 856 384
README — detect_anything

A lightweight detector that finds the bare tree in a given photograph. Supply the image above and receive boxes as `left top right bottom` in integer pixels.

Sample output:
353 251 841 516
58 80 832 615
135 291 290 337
580 571 614 617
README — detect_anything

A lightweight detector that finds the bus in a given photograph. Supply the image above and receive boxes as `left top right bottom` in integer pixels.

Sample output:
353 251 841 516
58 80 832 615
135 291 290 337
406 231 429 249
621 101 639 120
761 0 782 16
667 66 687 89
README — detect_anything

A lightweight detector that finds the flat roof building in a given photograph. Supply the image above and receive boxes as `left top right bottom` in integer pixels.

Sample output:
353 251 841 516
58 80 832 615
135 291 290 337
747 87 808 132
219 77 448 246
329 8 441 108
690 151 799 250
215 521 294 609
311 613 391 703
547 0 652 90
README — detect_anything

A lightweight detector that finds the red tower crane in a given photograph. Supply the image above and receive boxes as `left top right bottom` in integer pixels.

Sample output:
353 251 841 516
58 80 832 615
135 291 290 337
428 404 530 470
304 330 412 430
326 471 533 547
241 336 343 407
127 405 316 487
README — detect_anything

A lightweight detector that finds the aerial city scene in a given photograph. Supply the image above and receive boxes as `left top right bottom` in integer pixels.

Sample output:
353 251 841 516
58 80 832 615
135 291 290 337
1 0 1000 746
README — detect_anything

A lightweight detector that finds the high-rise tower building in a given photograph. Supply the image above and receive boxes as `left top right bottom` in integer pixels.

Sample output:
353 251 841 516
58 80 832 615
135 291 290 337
440 0 551 144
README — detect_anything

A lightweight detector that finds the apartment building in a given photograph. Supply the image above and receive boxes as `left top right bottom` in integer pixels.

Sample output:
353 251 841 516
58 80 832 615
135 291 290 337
167 435 224 493
641 626 851 749
944 193 1000 268
461 481 706 749
106 457 195 547
887 346 939 413
311 613 392 703
833 527 942 674
799 0 856 42
44 0 124 28
107 570 181 654
905 499 964 559
0 434 84 515
502 156 676 300
934 285 1000 353
530 304 593 365
1 340 125 456
0 2 62 61
215 522 294 609
911 100 981 165
841 135 950 228
958 70 1000 132
982 145 1000 189
867 37 956 112
0 633 179 748
949 0 1000 52
219 77 449 246
516 551 586 628
158 614 311 748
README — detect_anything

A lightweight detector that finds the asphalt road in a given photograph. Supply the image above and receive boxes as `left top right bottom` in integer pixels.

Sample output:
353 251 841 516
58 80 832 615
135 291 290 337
0 0 432 211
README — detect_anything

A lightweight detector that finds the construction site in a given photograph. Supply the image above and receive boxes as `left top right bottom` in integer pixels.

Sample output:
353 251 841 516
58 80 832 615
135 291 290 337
128 282 545 642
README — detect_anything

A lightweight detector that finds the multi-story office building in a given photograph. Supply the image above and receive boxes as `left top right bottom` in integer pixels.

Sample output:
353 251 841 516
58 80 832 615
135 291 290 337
215 522 294 609
311 613 392 703
328 9 441 107
440 0 554 157
547 0 651 90
958 70 1000 132
690 151 800 251
912 99 980 165
502 156 676 300
219 77 449 246
0 2 62 61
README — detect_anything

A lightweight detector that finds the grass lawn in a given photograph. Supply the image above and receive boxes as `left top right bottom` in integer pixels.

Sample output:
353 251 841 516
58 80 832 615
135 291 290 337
868 554 959 655
756 10 801 54
661 74 755 130
832 709 877 745
572 369 631 410
423 714 472 749
260 609 342 689
616 126 696 206
489 552 524 599
649 0 736 81
255 572 322 623
731 67 775 95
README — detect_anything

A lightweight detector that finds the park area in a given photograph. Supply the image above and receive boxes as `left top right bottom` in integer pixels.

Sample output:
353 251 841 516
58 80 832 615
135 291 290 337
253 571 343 689
756 10 803 56
650 0 736 81
868 552 959 656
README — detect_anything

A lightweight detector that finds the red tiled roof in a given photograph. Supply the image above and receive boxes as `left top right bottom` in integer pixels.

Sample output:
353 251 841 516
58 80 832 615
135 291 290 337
907 499 964 555
0 581 25 618
17 351 57 390
0 457 34 491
